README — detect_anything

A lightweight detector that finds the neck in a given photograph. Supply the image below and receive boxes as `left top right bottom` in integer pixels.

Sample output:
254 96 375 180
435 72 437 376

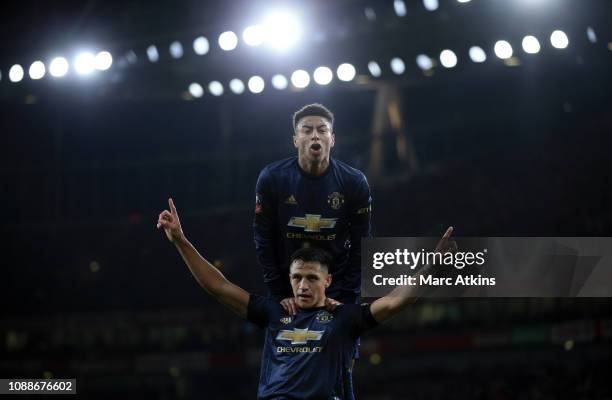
298 155 330 177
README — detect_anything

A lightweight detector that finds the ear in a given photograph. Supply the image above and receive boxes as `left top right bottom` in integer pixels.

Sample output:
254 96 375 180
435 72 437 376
325 274 332 288
330 133 335 149
293 134 299 149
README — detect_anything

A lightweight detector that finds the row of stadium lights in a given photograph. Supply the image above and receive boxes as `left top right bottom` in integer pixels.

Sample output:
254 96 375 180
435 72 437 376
185 30 576 98
0 0 528 84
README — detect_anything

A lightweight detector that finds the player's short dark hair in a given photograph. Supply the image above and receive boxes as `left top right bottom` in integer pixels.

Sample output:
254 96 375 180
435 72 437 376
289 247 333 273
292 103 334 131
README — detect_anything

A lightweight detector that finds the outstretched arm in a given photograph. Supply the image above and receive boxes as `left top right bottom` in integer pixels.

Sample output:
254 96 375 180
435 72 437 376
157 198 250 318
370 226 456 324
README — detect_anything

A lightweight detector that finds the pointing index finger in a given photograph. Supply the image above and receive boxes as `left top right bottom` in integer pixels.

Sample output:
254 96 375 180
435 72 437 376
169 198 177 215
442 226 454 240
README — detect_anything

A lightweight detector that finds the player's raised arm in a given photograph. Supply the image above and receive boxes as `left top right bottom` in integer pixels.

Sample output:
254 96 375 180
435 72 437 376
370 226 456 324
157 198 250 318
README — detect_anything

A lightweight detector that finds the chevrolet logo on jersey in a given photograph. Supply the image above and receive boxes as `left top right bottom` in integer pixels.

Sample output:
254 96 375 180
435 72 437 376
276 328 324 345
287 214 337 232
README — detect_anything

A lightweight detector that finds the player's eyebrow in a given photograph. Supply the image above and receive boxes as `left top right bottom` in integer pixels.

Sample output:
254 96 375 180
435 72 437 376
316 124 329 130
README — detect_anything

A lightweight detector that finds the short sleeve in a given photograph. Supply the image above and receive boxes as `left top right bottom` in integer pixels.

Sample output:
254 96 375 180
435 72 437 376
247 294 273 329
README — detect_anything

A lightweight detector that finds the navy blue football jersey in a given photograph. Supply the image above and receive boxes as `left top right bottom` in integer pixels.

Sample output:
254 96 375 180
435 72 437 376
247 294 377 400
253 157 372 303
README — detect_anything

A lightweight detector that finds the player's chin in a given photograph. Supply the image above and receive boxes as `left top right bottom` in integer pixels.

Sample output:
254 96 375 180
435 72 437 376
296 296 314 308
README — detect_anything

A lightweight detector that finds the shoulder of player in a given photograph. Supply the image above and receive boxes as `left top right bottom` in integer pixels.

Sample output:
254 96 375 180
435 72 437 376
261 157 298 176
331 158 368 183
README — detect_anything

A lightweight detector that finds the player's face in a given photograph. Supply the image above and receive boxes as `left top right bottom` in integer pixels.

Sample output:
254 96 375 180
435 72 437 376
293 116 335 164
289 261 331 309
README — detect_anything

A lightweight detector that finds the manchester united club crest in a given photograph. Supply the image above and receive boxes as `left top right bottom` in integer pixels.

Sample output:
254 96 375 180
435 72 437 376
315 311 334 324
327 192 345 210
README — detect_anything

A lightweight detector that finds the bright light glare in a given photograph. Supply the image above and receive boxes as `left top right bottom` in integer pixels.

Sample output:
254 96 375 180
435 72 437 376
9 64 24 82
219 31 238 51
394 0 407 17
494 40 513 59
423 0 439 11
189 83 204 98
337 63 356 81
469 46 487 63
271 74 288 90
263 11 302 51
439 50 457 68
390 57 405 74
49 57 69 77
208 81 224 96
586 27 597 43
147 45 159 62
229 79 245 94
95 51 113 70
457 0 471 3
522 36 541 54
248 76 265 93
368 61 381 77
74 52 95 75
313 66 333 85
193 36 210 55
416 54 433 70
169 41 184 58
550 30 569 49
291 70 310 88
29 61 46 80
243 25 264 47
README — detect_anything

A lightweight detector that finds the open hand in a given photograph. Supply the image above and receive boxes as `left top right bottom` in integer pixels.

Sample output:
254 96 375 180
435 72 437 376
156 198 185 243
280 297 298 315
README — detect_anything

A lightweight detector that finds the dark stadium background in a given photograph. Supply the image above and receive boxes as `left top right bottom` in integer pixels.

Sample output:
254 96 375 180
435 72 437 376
1 0 611 398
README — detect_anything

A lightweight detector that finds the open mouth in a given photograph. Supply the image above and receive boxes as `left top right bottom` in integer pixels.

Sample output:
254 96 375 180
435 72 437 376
297 294 312 300
310 143 322 151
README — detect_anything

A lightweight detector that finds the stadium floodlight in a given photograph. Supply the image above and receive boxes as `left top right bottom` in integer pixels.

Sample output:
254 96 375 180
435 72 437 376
586 27 597 43
218 31 238 51
28 60 46 80
423 0 439 11
368 61 382 77
74 52 95 75
248 76 265 93
229 78 245 94
169 41 184 59
271 74 288 90
336 63 356 81
364 7 376 21
208 81 224 96
9 64 24 82
457 0 471 3
416 54 433 70
94 51 113 70
390 57 405 74
291 69 310 88
193 36 210 55
494 40 513 59
394 0 407 17
439 50 457 68
147 45 159 62
243 25 264 47
262 11 302 51
188 83 204 98
313 66 333 85
469 46 487 63
49 57 69 77
522 36 541 54
550 30 569 49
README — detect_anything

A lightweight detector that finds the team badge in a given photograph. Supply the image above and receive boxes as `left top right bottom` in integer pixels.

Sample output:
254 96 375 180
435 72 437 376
280 316 293 325
316 311 334 324
327 192 345 210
